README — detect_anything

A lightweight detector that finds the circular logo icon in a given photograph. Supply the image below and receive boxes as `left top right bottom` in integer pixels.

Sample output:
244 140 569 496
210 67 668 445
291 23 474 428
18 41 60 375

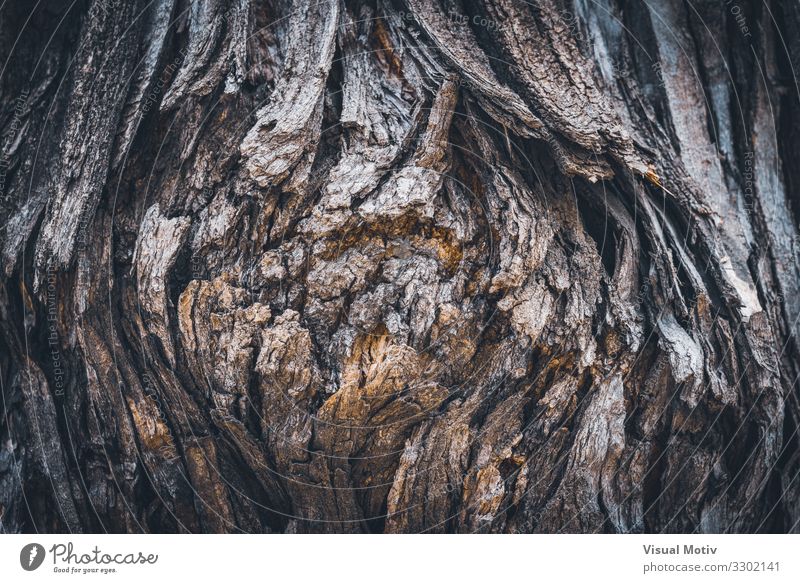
20 543 46 571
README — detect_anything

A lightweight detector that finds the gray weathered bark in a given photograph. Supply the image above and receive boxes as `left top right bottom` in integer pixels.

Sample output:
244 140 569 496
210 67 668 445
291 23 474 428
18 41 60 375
1 0 799 533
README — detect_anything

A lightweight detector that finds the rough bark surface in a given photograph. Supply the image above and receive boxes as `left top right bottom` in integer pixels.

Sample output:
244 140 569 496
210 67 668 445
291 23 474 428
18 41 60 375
1 0 799 533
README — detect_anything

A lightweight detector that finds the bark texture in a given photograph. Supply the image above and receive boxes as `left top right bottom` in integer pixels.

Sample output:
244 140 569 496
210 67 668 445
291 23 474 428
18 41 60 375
1 0 800 533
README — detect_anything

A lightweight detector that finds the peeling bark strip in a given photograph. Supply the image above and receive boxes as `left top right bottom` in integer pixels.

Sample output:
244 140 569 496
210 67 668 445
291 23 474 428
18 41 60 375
1 0 799 533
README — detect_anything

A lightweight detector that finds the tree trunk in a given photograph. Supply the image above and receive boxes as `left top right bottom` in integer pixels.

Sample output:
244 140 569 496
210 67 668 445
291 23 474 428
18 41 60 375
1 0 799 534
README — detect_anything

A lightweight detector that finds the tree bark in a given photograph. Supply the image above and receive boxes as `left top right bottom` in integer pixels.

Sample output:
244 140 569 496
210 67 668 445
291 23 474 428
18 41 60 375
1 0 799 533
